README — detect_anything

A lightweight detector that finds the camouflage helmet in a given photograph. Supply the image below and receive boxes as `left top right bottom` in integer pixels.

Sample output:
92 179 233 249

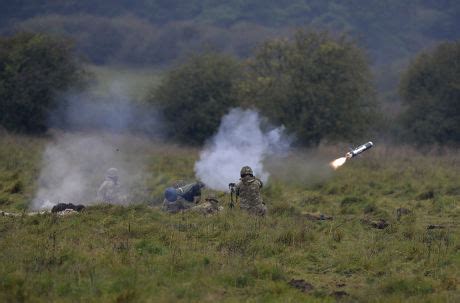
240 166 253 177
106 168 118 178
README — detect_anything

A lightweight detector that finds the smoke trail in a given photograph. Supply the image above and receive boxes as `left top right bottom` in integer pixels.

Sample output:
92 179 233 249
264 149 334 187
194 108 291 191
32 81 160 210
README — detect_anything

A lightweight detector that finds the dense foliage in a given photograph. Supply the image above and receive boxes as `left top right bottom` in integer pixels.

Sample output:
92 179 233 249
10 15 277 65
1 1 459 67
0 33 85 133
399 41 460 145
241 30 376 146
1 0 459 107
149 53 241 145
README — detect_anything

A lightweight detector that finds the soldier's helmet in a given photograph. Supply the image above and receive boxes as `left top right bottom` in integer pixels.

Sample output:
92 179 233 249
240 166 253 177
106 168 118 178
164 187 178 202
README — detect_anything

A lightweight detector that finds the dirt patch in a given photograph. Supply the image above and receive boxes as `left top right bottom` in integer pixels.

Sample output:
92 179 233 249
427 224 445 229
331 290 349 299
288 279 314 292
303 213 333 221
361 218 389 229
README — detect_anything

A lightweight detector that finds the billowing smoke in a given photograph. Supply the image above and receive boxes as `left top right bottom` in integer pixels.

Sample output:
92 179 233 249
33 133 142 209
32 81 159 210
194 108 291 191
49 81 164 136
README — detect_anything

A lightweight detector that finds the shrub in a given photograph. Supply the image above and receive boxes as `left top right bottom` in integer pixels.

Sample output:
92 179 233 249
399 41 460 145
240 29 377 146
147 52 241 145
0 32 85 133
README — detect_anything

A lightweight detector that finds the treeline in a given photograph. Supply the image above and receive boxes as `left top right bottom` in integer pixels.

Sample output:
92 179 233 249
151 31 377 146
2 0 460 67
8 15 278 65
1 32 459 146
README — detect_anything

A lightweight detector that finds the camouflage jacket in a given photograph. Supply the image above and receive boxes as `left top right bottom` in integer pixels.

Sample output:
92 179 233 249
177 182 202 203
162 198 195 213
235 176 263 208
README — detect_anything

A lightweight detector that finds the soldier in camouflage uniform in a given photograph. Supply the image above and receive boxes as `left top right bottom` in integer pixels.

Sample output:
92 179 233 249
162 181 205 213
97 168 124 204
235 166 266 216
191 193 223 216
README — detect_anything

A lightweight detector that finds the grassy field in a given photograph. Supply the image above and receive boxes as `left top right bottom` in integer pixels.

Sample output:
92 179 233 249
0 134 459 302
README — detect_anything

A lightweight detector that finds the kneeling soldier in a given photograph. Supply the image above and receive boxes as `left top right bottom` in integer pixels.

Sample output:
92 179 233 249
235 166 266 216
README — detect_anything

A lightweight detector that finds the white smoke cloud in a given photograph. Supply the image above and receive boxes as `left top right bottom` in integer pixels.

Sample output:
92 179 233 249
32 132 153 210
33 134 113 209
194 108 291 191
32 80 159 210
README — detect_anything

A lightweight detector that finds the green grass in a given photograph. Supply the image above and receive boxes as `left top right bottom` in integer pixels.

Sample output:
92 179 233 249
0 135 459 302
0 133 45 211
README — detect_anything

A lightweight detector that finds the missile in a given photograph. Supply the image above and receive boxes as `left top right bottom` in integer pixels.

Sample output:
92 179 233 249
346 141 373 159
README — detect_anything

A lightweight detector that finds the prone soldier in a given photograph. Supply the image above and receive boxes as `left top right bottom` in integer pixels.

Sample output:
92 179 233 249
162 181 205 213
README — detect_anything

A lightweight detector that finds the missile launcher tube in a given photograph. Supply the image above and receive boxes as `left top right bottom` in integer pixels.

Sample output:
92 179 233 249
348 141 373 158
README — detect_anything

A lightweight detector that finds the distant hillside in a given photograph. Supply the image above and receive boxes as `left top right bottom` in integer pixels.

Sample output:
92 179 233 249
1 1 459 101
2 1 459 61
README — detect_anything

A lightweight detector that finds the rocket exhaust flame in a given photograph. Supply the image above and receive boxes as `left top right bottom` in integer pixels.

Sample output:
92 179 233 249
330 141 374 170
330 157 347 170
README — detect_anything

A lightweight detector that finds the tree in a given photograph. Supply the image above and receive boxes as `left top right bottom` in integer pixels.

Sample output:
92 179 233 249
0 32 85 133
399 41 460 145
240 30 376 146
148 52 241 145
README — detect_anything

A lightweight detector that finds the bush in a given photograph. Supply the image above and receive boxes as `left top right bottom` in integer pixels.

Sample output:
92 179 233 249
148 52 241 145
240 30 377 146
0 32 85 133
399 41 460 145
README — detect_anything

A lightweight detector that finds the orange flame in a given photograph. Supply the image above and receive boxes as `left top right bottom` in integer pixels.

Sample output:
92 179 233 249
330 157 347 170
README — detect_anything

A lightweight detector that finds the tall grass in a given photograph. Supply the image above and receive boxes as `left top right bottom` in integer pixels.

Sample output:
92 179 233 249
0 135 458 302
